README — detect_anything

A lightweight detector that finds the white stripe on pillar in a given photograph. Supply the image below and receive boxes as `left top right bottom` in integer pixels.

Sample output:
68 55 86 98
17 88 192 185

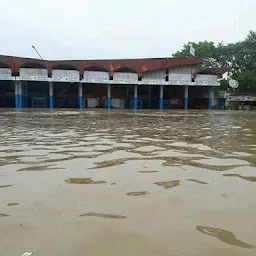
134 84 138 98
184 86 188 98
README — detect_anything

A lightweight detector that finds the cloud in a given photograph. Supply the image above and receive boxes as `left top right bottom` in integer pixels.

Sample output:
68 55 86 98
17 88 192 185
1 0 255 59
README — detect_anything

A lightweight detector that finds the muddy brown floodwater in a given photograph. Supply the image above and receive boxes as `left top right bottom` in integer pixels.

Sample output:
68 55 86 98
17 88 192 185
0 109 256 256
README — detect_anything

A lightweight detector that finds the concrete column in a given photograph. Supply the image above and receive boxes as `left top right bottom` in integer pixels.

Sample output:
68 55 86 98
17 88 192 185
19 81 23 109
15 81 19 108
184 86 188 110
78 83 83 109
49 82 54 109
107 84 111 109
148 85 151 109
134 84 138 110
208 87 214 110
159 85 164 110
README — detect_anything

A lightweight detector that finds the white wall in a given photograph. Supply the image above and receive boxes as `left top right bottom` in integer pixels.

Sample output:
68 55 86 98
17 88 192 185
196 74 217 82
142 69 165 84
113 72 138 84
52 70 80 82
0 68 12 80
19 68 48 81
84 71 109 83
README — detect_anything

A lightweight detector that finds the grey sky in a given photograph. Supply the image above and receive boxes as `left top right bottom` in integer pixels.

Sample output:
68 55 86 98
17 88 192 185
1 0 255 60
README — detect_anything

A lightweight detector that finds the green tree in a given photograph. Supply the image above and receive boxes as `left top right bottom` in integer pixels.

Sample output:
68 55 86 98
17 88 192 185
216 31 256 92
173 41 219 68
173 31 256 92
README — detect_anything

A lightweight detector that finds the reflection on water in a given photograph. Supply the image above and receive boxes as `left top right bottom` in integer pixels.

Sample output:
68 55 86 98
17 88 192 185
0 184 12 188
80 212 126 219
126 191 149 196
0 109 256 256
7 203 19 207
65 178 107 184
17 164 57 172
0 213 9 217
196 226 255 249
90 159 126 169
223 174 256 182
139 170 159 173
187 179 208 184
154 180 181 189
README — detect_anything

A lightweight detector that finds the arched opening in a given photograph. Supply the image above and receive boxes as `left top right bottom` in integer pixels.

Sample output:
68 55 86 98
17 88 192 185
20 62 47 69
52 64 78 71
0 62 11 68
115 67 137 73
19 62 48 108
111 67 138 109
51 65 80 108
83 67 110 108
84 66 109 72
0 62 14 108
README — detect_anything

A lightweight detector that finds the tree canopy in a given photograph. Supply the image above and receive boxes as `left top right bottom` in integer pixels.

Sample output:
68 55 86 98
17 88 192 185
173 31 256 92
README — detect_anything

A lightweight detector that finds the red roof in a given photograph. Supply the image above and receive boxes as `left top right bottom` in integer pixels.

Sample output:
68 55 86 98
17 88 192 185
196 68 229 75
0 55 228 75
0 55 203 75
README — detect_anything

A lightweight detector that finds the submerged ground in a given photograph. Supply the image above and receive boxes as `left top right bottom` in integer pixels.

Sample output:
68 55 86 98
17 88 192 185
0 109 255 256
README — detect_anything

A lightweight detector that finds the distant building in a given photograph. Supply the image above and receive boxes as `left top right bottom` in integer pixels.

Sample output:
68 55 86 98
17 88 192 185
228 95 256 110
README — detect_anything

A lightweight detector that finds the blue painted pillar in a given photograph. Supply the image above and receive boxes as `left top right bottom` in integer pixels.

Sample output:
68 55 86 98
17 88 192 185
19 81 23 109
49 82 54 109
15 81 19 108
78 83 83 109
184 85 188 110
134 84 138 110
159 85 164 110
208 87 214 110
107 84 111 109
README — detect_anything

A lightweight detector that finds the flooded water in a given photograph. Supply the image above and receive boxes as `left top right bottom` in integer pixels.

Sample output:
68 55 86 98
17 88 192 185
0 109 256 256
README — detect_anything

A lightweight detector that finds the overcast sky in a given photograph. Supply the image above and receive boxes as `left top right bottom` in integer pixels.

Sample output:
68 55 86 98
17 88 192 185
1 0 255 60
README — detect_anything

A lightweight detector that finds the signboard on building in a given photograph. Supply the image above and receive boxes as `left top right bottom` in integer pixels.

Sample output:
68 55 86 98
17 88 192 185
142 79 166 85
52 70 80 82
168 80 219 86
113 72 138 84
195 81 219 86
169 80 192 86
0 68 12 80
84 71 109 84
20 68 48 81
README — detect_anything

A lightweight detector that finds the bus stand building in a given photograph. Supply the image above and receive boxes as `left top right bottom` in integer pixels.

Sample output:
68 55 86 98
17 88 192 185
0 55 228 110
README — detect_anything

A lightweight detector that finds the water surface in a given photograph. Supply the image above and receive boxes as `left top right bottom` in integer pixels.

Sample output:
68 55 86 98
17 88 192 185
0 109 256 256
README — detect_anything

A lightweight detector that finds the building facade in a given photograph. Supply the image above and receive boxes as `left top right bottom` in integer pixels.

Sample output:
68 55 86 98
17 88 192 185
0 55 228 110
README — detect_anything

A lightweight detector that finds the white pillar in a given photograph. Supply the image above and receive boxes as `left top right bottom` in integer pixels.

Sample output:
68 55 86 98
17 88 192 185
19 81 23 108
134 84 138 110
15 81 19 108
159 85 164 110
49 82 54 109
78 83 83 109
184 85 188 110
208 87 214 110
107 84 111 109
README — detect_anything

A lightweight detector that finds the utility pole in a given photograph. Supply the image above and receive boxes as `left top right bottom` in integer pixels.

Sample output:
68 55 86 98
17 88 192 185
32 45 43 60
